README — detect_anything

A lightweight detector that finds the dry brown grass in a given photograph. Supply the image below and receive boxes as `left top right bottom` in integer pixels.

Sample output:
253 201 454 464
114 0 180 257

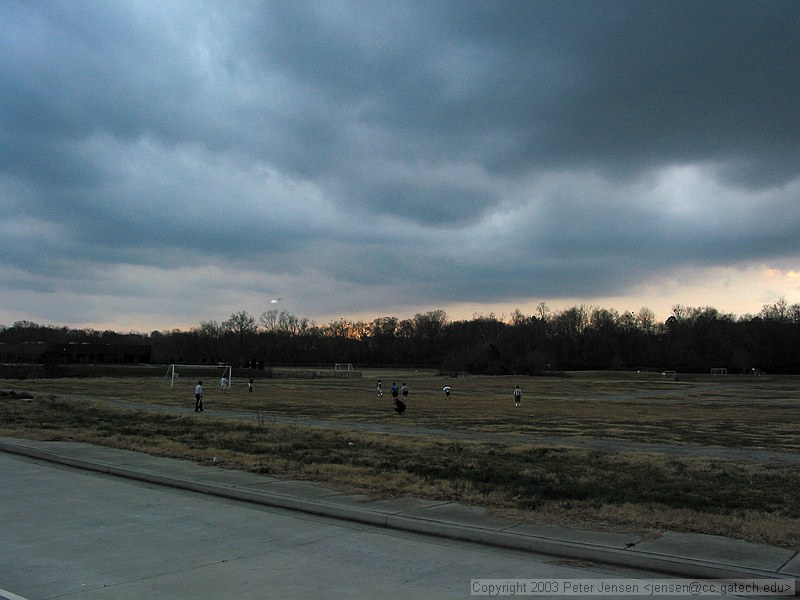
1 371 798 548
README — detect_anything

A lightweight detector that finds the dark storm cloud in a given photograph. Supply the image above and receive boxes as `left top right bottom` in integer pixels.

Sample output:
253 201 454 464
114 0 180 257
1 0 799 327
234 1 800 188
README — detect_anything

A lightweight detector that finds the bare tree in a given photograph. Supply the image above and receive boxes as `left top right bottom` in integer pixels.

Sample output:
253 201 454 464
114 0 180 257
761 297 789 322
197 320 223 363
536 302 550 321
223 310 257 363
636 307 657 334
259 309 278 332
511 309 533 326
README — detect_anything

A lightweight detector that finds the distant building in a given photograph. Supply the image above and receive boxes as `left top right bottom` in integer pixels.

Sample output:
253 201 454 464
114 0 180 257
0 341 151 365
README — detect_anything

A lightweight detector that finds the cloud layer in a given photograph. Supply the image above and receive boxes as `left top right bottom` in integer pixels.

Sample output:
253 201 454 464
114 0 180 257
2 1 800 330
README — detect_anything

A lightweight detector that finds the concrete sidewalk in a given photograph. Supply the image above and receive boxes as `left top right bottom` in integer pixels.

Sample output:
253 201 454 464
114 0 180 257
1 436 797 587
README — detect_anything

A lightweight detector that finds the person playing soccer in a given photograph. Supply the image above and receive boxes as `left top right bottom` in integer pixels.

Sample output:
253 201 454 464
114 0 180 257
194 381 204 412
513 385 522 407
443 385 451 400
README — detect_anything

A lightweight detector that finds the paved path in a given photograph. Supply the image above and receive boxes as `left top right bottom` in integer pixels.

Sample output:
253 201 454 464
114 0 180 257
0 448 693 600
1 436 797 600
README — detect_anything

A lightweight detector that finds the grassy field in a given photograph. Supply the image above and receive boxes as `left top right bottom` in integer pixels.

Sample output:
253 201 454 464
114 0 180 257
1 370 798 548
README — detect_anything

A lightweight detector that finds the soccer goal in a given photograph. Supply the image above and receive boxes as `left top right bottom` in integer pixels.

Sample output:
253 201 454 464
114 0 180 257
163 364 232 388
334 363 354 371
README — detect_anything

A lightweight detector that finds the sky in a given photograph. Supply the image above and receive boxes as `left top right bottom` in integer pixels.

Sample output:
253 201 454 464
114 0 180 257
2 0 800 332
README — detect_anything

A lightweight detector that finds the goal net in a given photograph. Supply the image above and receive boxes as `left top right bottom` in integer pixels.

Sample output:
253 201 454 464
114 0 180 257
334 363 354 371
163 364 232 388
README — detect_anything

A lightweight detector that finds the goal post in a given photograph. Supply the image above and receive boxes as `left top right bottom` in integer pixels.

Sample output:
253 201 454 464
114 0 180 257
163 364 232 388
334 363 354 371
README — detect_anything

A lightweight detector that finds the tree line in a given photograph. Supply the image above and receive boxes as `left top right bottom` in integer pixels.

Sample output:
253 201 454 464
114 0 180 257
3 299 800 374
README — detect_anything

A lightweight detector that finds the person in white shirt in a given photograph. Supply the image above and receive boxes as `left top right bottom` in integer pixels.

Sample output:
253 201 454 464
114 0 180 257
194 381 204 412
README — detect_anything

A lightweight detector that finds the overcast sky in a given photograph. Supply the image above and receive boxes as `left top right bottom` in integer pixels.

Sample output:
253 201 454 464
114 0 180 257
2 0 799 331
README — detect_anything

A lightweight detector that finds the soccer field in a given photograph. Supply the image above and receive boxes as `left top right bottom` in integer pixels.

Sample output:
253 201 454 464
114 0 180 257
5 370 798 451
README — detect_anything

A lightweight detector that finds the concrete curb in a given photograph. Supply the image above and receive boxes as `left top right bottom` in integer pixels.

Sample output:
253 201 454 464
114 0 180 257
2 439 797 588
